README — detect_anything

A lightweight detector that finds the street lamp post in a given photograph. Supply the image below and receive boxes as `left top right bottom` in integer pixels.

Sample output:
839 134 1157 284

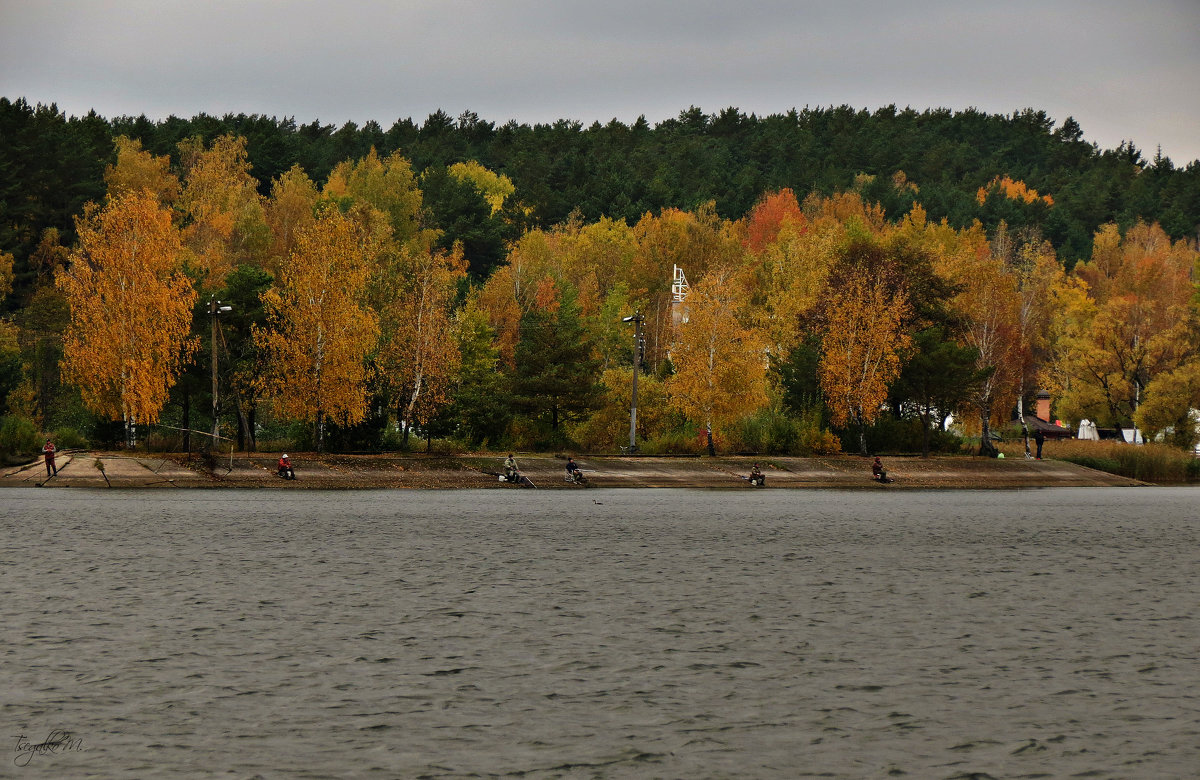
209 298 233 444
622 311 644 453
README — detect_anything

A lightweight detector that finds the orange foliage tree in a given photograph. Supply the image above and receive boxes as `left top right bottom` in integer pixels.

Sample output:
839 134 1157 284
818 251 912 456
257 208 379 451
743 188 806 255
976 175 1054 207
668 264 767 454
57 190 197 447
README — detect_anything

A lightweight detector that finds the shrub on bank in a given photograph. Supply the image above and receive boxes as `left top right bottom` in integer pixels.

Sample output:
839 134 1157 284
639 427 706 455
734 407 799 454
51 427 89 449
735 406 843 456
0 414 40 462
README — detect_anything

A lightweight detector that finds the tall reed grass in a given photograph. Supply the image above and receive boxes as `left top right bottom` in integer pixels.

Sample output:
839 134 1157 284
997 438 1200 483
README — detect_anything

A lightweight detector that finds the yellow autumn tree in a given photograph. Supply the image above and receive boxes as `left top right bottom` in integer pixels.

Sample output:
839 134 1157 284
668 263 767 455
474 221 583 368
1047 221 1199 437
264 165 320 277
924 219 1023 454
475 217 640 370
257 207 380 451
759 200 850 356
955 255 1021 454
802 191 888 231
1133 360 1200 447
324 148 426 248
818 252 912 456
913 215 1023 454
448 161 515 215
375 244 468 447
475 264 526 368
104 136 180 206
568 217 639 296
989 223 1064 454
28 227 71 282
57 190 197 447
178 134 267 289
0 251 16 398
633 204 744 373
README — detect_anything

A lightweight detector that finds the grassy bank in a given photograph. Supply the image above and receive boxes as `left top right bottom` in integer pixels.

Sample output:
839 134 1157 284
997 439 1200 484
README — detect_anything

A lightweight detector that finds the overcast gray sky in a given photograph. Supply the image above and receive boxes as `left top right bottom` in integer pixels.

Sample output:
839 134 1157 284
2 0 1198 164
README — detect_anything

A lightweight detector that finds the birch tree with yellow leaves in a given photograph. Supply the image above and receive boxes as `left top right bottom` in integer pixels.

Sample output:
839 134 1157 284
104 136 180 206
263 165 319 276
818 253 912 456
57 190 197 447
668 264 767 455
375 244 468 447
324 149 425 248
448 161 515 215
1047 221 1199 438
178 134 267 290
633 205 744 375
955 255 1021 455
990 223 1064 455
257 207 379 451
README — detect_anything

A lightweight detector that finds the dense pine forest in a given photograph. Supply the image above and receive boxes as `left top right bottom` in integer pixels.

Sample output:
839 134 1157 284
1 97 1198 462
4 98 1199 291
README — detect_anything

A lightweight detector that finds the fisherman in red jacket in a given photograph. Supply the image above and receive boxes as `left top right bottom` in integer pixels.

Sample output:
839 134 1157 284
42 438 57 477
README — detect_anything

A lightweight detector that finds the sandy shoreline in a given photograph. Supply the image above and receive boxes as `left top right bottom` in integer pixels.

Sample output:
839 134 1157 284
1 451 1147 489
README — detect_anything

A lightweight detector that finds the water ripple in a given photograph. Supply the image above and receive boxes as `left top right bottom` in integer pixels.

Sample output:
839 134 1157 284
2 486 1198 777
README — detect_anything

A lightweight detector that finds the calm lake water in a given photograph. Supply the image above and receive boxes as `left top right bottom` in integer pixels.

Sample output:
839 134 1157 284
2 487 1198 778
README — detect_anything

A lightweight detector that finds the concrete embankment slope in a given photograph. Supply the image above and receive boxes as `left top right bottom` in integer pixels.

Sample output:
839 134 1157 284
1 451 1147 489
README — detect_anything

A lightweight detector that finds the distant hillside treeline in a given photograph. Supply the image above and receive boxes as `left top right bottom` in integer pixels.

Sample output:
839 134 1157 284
2 97 1198 300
